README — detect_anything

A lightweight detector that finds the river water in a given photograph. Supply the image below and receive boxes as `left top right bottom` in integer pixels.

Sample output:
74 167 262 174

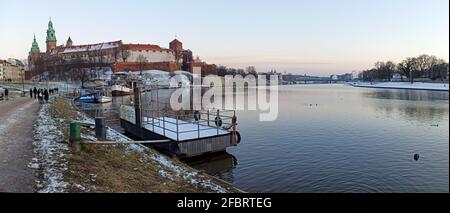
83 84 449 193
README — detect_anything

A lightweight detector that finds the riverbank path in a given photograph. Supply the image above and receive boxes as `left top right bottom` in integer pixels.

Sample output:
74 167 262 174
0 97 39 192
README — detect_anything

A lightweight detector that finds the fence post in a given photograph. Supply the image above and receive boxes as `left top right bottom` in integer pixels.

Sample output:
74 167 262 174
176 116 179 141
95 117 106 141
207 110 210 126
217 110 220 135
133 82 142 128
163 115 166 137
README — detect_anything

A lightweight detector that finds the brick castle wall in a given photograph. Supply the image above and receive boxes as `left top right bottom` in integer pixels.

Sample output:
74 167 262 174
112 62 181 72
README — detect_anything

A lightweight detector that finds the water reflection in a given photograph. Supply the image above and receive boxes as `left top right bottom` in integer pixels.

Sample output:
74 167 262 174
76 85 449 192
362 89 449 101
360 89 449 125
183 152 238 183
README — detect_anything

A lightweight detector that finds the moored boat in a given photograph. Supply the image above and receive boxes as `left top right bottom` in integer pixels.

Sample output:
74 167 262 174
77 95 96 103
111 85 131 96
96 96 113 103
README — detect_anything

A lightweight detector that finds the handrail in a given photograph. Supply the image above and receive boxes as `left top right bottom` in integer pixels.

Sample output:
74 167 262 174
142 117 233 126
140 115 232 138
120 103 236 140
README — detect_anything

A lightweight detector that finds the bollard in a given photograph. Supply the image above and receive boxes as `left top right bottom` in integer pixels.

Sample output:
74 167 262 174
69 122 81 142
95 117 106 141
69 122 81 152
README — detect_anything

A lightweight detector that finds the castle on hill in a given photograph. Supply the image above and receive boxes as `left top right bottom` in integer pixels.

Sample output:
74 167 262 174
27 19 217 80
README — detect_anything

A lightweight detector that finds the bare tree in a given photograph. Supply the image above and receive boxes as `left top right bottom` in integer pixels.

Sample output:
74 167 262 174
77 68 94 89
71 58 93 88
431 62 449 81
246 66 257 77
372 61 395 81
121 46 130 62
217 65 228 77
384 61 396 81
113 47 120 62
137 54 148 75
413 54 437 79
398 57 417 83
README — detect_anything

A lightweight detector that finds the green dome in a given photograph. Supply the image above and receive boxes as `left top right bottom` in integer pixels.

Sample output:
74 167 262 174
31 35 40 52
46 18 57 42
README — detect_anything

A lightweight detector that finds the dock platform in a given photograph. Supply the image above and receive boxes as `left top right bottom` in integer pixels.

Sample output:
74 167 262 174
120 105 240 158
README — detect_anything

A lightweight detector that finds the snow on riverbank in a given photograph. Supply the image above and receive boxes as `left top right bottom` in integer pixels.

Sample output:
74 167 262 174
32 103 69 193
77 111 231 193
349 82 449 91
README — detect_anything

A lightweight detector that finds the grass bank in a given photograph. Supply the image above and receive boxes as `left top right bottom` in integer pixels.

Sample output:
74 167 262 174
32 96 241 193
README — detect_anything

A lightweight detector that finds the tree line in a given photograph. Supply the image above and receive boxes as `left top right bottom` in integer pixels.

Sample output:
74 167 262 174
359 54 449 83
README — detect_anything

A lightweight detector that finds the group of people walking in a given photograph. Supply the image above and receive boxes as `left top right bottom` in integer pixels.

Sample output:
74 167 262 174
30 87 59 104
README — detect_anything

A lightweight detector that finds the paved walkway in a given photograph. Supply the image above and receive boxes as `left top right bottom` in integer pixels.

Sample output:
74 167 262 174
0 97 39 192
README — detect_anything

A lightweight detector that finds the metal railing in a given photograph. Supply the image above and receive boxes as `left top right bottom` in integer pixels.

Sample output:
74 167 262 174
140 108 236 141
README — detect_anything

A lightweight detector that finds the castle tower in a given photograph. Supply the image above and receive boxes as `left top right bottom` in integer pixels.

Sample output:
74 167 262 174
30 34 40 53
30 34 41 60
46 18 57 52
169 38 183 63
28 34 41 70
66 36 73 47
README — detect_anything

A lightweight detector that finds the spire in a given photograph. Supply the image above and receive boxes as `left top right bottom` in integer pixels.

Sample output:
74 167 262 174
66 36 73 46
31 34 40 52
46 17 56 42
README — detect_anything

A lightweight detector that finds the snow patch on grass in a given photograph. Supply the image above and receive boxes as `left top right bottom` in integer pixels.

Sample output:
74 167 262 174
32 103 69 193
158 170 174 181
144 150 228 193
74 183 87 191
76 110 231 193
81 133 97 142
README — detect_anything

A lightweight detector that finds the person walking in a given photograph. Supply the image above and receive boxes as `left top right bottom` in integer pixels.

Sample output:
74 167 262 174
30 88 33 99
4 88 8 100
38 90 43 104
33 87 37 99
44 89 49 103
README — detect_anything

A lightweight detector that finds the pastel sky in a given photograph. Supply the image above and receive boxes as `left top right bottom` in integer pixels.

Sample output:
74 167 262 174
0 0 448 76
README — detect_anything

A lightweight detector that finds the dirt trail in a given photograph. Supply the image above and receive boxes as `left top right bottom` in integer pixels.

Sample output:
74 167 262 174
0 97 39 192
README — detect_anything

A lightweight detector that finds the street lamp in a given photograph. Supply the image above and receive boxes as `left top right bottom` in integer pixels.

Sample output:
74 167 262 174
21 68 26 97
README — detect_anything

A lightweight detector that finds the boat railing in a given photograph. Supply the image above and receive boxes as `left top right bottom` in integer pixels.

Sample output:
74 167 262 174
141 108 236 141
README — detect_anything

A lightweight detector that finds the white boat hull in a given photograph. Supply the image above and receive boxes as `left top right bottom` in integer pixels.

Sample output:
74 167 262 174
97 96 113 103
111 85 131 96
